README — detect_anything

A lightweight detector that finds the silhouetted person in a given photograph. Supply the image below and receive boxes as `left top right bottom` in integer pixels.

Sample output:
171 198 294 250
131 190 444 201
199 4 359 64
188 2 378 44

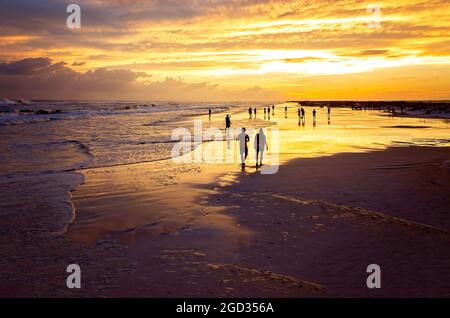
208 107 212 120
267 108 271 120
255 128 268 166
264 107 266 119
254 108 257 118
313 109 317 125
236 127 250 166
248 107 252 119
225 114 231 133
297 108 301 118
284 105 288 118
272 105 275 114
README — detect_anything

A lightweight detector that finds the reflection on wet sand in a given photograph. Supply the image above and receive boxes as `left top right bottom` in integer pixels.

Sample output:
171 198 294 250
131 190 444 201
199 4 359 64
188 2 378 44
68 159 253 252
67 105 450 296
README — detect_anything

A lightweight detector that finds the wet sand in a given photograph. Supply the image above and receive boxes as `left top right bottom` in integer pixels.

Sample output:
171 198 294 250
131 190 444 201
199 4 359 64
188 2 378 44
0 171 133 297
391 110 450 120
210 146 450 297
1 107 450 297
66 158 328 297
68 147 450 297
64 145 450 297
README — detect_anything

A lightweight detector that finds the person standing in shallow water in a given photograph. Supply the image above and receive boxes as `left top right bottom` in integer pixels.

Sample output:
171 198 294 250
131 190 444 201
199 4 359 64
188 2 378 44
208 107 212 121
248 107 252 119
236 127 250 166
254 108 257 118
312 109 317 125
255 128 268 166
225 114 231 133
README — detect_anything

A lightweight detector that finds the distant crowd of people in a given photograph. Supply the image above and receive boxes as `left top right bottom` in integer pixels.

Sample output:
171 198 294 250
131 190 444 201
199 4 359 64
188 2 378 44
209 104 331 128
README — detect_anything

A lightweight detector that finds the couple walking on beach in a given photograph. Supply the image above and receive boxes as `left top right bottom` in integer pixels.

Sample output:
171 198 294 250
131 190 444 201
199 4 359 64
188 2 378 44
236 128 269 167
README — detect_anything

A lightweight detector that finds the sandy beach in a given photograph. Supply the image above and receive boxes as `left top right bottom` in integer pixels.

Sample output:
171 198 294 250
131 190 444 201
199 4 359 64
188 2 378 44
1 104 449 297
69 145 450 297
209 146 450 297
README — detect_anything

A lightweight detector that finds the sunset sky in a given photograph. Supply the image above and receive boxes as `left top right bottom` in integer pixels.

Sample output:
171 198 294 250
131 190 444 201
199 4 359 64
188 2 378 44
0 0 449 101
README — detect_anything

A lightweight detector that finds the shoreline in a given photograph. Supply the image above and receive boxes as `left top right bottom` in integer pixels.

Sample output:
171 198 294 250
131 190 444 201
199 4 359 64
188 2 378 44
390 112 450 120
2 143 450 297
1 106 450 297
0 170 134 297
66 144 450 297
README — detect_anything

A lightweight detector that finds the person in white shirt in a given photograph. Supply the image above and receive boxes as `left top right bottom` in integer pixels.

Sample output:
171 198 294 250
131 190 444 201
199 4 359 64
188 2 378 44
236 127 250 166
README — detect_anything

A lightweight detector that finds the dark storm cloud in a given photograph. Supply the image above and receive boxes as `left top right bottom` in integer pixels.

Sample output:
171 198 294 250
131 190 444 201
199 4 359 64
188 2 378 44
0 57 282 101
0 57 56 75
0 57 146 98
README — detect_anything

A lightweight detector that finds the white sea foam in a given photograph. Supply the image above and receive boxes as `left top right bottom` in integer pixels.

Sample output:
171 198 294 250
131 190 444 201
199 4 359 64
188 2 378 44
0 101 229 126
0 101 237 176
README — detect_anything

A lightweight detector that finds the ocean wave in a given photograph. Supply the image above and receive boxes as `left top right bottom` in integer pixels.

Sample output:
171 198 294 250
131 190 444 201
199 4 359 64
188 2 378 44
0 139 93 178
0 98 30 106
116 139 188 145
0 102 230 126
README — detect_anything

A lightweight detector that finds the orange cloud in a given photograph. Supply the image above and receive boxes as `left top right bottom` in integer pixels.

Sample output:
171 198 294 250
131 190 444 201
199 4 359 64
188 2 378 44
0 0 449 100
